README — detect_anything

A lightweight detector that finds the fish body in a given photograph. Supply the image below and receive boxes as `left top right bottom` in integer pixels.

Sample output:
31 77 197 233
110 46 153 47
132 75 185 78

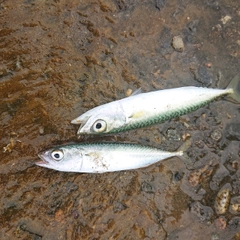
71 75 240 134
37 143 184 173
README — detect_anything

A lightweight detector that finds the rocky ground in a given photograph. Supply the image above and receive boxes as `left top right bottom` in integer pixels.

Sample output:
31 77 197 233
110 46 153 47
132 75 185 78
0 0 240 239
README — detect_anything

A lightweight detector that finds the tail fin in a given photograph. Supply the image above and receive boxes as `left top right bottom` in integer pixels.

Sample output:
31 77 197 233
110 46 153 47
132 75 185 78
177 139 193 168
226 74 240 103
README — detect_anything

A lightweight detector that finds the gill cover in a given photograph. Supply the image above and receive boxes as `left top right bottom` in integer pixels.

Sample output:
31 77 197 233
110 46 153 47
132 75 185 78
77 112 126 134
75 101 126 134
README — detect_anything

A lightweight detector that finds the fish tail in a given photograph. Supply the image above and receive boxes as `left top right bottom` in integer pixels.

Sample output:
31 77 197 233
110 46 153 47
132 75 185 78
226 74 240 103
177 139 193 168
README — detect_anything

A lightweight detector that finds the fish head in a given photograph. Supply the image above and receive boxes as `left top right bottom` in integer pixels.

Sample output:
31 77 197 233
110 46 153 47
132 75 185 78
36 146 83 172
71 103 126 134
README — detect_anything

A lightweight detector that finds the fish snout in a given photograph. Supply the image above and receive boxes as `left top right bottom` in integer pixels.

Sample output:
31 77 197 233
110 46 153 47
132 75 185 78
71 118 82 124
71 115 91 125
36 152 49 166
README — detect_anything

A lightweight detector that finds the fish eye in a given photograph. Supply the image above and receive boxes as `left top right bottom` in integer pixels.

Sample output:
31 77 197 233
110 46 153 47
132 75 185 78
92 119 107 133
51 149 64 161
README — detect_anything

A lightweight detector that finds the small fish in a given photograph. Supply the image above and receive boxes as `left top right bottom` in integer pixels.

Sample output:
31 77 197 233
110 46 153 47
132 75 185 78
36 142 189 173
71 75 240 134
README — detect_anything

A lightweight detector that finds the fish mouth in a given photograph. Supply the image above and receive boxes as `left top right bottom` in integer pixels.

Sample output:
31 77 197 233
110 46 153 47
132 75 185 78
71 118 82 124
71 115 90 126
36 153 49 167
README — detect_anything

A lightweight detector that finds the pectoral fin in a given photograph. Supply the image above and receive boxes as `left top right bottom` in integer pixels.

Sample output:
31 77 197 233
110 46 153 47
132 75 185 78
85 152 101 158
128 111 146 119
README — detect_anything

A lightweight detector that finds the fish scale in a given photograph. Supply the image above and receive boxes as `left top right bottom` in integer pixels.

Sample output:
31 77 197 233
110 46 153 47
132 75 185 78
110 98 214 133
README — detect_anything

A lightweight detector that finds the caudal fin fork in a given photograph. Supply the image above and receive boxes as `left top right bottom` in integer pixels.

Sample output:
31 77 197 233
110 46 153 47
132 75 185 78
227 74 240 103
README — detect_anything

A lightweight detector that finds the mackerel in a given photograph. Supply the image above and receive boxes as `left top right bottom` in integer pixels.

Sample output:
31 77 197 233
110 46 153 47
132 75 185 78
36 142 189 173
71 75 240 134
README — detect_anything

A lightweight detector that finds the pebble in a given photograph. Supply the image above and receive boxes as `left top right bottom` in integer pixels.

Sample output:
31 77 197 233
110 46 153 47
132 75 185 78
210 165 230 191
196 66 213 86
187 19 199 33
228 217 240 230
213 24 222 31
211 129 222 142
226 123 240 141
215 216 227 230
231 160 239 170
125 88 133 97
113 201 127 212
141 181 155 193
172 36 184 52
188 164 213 187
220 15 231 25
39 126 44 135
211 233 220 240
55 209 65 223
182 133 191 141
3 138 15 153
172 171 183 182
229 196 240 215
10 132 17 137
167 129 181 141
205 62 212 68
214 183 232 215
190 201 214 222
72 210 79 219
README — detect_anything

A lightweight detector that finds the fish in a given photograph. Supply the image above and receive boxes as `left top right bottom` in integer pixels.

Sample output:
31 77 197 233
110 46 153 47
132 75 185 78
71 75 240 134
36 141 190 173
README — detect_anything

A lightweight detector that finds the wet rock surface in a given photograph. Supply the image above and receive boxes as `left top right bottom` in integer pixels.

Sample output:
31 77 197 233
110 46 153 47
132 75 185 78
0 0 240 239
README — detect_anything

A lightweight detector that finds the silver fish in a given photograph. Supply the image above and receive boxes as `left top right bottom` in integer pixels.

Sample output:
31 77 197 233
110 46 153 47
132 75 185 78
71 75 240 134
36 142 189 173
